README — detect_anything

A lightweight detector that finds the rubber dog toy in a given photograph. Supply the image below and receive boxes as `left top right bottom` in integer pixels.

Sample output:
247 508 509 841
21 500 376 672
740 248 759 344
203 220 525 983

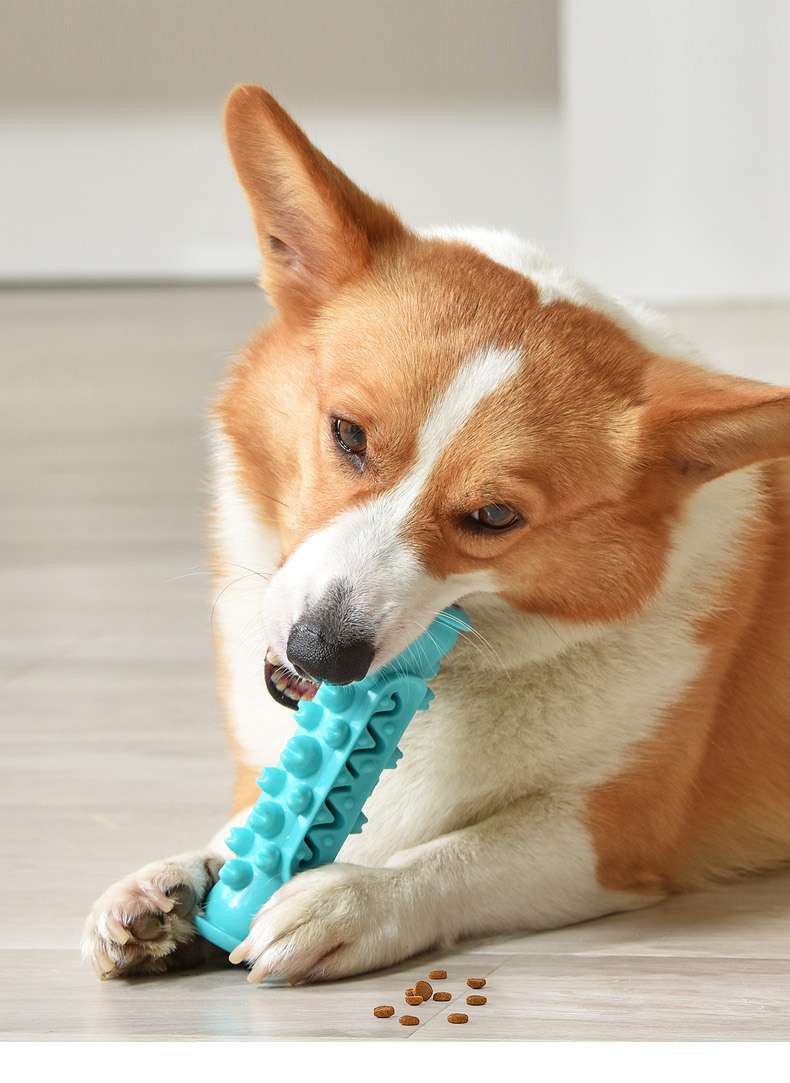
195 606 470 953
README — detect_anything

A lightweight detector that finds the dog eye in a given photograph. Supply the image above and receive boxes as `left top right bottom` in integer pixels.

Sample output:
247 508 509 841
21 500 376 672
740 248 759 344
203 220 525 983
331 417 367 458
466 504 521 532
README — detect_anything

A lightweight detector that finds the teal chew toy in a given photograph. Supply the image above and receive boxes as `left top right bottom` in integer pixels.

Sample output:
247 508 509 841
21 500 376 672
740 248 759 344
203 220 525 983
195 606 470 953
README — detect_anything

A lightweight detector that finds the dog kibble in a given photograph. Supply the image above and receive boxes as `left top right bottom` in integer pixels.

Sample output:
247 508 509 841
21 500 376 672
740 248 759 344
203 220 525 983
466 977 486 989
433 991 452 1002
399 1015 420 1026
405 995 423 1006
373 1005 395 1018
447 1013 469 1024
414 980 433 1000
466 995 487 1006
405 986 416 997
427 969 447 980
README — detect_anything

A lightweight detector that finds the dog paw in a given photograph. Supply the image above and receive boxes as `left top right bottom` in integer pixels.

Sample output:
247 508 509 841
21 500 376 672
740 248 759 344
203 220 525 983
229 863 422 984
81 852 223 979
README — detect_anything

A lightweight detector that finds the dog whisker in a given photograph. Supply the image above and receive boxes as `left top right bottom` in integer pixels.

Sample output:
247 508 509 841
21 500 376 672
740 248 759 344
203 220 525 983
210 572 268 629
432 609 509 672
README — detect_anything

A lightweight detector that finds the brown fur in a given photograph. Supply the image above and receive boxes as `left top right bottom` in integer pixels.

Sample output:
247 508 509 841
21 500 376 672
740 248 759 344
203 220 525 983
588 461 790 891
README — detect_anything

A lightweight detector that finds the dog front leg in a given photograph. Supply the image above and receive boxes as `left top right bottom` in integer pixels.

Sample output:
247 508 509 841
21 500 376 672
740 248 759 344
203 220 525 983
230 793 655 983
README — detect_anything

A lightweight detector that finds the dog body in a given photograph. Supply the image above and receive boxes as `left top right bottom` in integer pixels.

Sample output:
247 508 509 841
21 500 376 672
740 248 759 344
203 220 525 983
83 88 790 982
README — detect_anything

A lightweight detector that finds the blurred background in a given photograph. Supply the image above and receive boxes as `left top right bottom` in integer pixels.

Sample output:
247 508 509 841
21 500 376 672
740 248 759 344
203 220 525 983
1 0 789 1039
2 0 788 300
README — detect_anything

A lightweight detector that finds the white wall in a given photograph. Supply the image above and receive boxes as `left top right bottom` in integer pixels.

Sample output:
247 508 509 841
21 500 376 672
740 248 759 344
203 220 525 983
0 105 564 281
0 1 564 281
564 0 790 301
1 0 788 301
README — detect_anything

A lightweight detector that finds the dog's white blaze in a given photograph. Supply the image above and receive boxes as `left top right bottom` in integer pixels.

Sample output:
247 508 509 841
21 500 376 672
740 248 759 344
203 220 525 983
343 342 522 523
402 344 523 500
208 343 515 767
258 345 521 669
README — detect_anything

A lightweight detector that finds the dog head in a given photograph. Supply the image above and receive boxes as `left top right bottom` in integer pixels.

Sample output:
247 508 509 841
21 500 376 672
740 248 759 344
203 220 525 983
216 86 790 707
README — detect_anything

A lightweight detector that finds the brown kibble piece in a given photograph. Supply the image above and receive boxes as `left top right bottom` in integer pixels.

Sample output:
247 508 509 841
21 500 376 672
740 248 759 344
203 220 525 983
404 986 415 997
466 995 487 1006
399 1015 420 1026
414 980 433 1000
405 994 423 1006
447 1013 469 1024
427 969 447 980
433 991 452 1002
373 1005 395 1018
466 977 486 989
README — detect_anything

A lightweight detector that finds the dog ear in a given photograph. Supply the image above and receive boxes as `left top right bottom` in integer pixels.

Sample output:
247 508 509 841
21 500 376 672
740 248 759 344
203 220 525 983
224 85 404 319
643 356 790 482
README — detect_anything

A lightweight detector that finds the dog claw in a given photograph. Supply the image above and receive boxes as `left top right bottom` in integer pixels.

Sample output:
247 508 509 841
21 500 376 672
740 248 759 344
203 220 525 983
140 883 174 911
94 949 118 979
228 942 248 965
106 915 131 944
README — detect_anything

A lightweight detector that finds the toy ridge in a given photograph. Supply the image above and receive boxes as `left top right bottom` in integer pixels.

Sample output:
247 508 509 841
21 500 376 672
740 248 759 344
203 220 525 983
194 605 470 953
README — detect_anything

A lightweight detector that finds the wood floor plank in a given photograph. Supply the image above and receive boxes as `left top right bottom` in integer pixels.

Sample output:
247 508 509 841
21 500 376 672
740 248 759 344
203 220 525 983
470 869 790 960
412 955 790 1041
0 950 510 1042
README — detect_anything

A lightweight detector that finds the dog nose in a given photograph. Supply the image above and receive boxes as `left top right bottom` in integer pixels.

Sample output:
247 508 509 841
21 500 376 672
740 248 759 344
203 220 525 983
286 622 375 685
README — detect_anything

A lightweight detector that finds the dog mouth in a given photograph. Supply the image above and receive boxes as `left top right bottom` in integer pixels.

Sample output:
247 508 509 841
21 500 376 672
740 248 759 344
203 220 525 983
264 647 320 710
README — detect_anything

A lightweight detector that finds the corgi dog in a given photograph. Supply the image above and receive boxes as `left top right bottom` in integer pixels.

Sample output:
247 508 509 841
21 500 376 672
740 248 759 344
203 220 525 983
83 86 790 984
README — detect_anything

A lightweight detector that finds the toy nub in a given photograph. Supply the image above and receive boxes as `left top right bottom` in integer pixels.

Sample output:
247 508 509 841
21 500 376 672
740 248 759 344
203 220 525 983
194 606 469 953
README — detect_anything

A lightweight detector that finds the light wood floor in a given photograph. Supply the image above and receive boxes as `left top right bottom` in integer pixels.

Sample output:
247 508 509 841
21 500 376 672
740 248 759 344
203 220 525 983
1 286 789 1041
